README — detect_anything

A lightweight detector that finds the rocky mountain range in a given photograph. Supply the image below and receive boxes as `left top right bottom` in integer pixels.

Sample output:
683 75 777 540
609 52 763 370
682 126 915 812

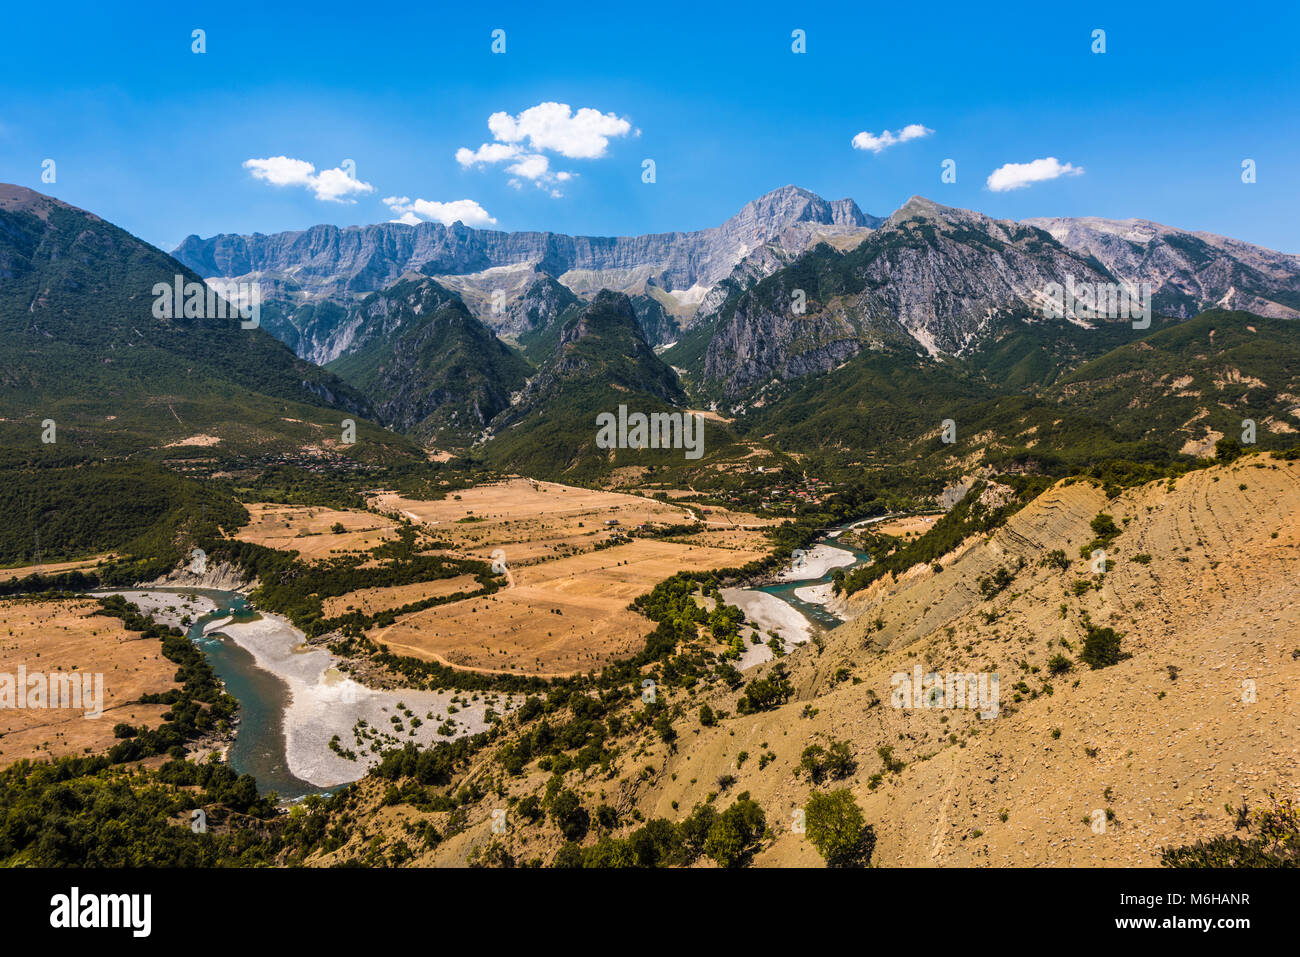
696 197 1120 398
175 187 1300 410
324 277 533 446
173 185 878 363
1022 215 1300 319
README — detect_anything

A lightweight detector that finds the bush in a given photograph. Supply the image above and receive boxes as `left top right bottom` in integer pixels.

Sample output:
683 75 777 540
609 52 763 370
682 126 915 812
1079 622 1128 669
800 740 856 784
1047 654 1073 675
1039 549 1070 570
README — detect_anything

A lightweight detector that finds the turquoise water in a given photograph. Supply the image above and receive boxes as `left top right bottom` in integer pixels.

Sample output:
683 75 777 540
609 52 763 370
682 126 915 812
755 526 872 629
136 588 322 799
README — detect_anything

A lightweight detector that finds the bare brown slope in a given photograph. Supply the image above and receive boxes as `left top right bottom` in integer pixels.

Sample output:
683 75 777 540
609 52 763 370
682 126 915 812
708 457 1300 866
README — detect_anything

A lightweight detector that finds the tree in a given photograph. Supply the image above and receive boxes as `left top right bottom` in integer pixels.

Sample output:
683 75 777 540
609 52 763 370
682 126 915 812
582 836 635 868
551 842 584 868
549 788 590 842
704 794 766 868
805 789 875 868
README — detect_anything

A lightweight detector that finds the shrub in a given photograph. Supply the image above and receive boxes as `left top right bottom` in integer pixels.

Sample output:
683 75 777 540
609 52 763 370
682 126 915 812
1079 622 1128 669
1047 654 1073 675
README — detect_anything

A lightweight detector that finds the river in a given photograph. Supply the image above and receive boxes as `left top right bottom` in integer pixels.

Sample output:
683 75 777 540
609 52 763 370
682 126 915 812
99 587 511 800
718 515 910 667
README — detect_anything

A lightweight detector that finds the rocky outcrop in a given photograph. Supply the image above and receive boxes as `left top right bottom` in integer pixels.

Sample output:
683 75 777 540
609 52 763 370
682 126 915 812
328 278 531 445
1021 215 1300 319
703 197 1116 396
498 274 580 337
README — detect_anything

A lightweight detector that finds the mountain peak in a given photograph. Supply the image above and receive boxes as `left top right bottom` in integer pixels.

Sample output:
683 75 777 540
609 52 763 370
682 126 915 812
0 184 91 222
890 195 957 222
730 185 872 230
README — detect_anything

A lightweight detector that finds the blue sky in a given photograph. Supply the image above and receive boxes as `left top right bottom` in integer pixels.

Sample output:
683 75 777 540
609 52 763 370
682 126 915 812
2 0 1297 252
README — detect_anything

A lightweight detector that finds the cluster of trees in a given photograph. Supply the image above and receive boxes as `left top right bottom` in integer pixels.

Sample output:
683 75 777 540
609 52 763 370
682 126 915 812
372 737 487 788
552 794 767 869
799 740 857 784
736 664 793 714
0 753 338 866
495 692 628 777
95 595 239 762
203 528 495 638
0 453 244 576
839 482 1024 597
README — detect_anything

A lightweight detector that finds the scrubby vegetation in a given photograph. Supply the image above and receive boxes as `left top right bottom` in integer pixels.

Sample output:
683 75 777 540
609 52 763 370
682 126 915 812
1161 794 1300 867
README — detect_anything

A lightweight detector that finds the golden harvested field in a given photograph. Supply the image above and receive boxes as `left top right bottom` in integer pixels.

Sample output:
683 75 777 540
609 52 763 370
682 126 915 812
870 514 940 538
0 598 178 765
371 479 695 564
0 554 116 581
668 528 773 553
234 503 398 561
368 483 772 675
320 575 482 617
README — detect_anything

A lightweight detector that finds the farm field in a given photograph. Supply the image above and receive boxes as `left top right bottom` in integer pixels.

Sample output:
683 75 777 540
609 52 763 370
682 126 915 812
234 503 399 560
0 554 117 581
870 514 940 538
0 597 178 765
370 478 696 564
320 575 482 617
366 481 774 675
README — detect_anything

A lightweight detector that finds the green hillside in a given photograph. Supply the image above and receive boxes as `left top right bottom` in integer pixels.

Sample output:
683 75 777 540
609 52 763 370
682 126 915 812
0 185 416 464
484 291 745 480
327 278 533 447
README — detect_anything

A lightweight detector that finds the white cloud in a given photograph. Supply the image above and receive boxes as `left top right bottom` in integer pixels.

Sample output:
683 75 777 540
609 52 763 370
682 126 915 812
986 157 1084 192
457 101 631 197
456 143 523 167
243 156 315 187
851 124 933 154
506 153 551 181
243 156 374 203
383 195 497 228
486 102 632 158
